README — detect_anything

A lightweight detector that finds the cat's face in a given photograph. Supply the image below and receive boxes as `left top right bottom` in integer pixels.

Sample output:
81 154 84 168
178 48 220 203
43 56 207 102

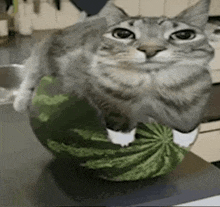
95 0 214 71
99 17 212 67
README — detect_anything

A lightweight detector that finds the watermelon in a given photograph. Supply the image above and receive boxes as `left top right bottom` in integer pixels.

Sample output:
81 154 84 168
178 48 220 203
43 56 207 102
29 76 189 181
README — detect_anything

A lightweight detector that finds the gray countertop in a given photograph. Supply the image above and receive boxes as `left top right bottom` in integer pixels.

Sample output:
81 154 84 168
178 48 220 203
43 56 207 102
1 104 220 206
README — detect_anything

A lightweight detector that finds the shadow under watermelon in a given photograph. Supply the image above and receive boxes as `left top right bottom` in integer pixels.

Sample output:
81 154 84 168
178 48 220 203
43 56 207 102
33 158 178 206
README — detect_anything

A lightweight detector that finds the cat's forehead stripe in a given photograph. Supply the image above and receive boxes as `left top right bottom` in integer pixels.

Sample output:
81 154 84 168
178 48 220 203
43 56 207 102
128 20 135 26
158 19 194 30
172 22 179 28
119 20 141 28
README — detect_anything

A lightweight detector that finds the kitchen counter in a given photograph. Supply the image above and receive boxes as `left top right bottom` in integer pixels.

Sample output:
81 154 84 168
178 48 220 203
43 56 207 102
0 103 220 206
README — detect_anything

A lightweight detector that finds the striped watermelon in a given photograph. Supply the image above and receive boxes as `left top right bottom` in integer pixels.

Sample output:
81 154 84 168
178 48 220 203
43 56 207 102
29 76 189 181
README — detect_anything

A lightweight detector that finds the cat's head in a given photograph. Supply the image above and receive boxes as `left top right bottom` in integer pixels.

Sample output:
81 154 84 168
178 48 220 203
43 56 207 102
95 0 214 69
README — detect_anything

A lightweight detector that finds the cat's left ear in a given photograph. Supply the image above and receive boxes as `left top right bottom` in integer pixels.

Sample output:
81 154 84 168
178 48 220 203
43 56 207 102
175 0 211 29
98 0 128 26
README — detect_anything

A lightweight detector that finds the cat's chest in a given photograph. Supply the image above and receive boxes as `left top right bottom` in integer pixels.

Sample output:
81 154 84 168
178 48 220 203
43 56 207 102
92 63 208 102
153 63 207 87
91 61 152 90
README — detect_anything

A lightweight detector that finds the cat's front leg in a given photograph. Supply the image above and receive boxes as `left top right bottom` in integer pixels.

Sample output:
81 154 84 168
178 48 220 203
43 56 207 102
172 127 199 148
13 79 34 112
13 71 43 112
104 114 136 147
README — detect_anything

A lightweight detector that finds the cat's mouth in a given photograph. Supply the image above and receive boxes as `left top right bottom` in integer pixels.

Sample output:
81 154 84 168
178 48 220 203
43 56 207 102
135 59 177 68
121 57 176 66
143 60 165 65
143 58 177 65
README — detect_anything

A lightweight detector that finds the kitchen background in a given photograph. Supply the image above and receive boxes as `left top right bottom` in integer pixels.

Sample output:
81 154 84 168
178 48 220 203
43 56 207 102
0 0 220 77
0 0 220 164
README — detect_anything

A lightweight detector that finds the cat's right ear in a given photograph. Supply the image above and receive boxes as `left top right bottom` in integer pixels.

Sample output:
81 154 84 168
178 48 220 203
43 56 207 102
174 0 211 29
98 0 128 25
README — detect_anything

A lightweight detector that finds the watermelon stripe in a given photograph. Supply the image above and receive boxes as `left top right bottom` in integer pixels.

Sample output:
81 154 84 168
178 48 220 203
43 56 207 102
170 147 186 171
137 123 173 141
165 144 188 171
71 129 107 141
161 125 172 138
152 144 182 177
48 139 158 160
109 143 166 180
70 128 159 150
130 138 159 145
67 129 170 160
84 150 151 169
136 129 162 140
84 142 162 168
143 124 163 137
98 149 163 180
165 144 172 156
33 94 69 106
169 143 188 161
154 124 165 135
144 143 170 177
165 129 173 140
153 156 173 177
84 146 165 180
83 142 163 169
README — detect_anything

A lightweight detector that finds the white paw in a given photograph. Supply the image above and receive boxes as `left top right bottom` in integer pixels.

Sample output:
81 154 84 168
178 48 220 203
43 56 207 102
172 128 199 148
107 128 136 147
13 90 32 112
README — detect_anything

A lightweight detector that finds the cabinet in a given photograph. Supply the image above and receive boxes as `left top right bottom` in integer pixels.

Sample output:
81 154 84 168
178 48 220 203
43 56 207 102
191 122 220 162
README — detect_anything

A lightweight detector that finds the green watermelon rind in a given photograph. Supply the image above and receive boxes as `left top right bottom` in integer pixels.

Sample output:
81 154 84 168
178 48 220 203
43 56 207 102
30 76 189 181
45 123 188 181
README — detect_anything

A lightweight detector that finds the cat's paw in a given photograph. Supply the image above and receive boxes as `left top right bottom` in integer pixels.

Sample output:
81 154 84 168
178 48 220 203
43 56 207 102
107 128 136 147
172 128 199 148
13 90 32 112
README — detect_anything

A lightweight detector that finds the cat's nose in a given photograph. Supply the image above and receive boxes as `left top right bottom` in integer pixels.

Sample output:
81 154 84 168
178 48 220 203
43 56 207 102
137 45 166 58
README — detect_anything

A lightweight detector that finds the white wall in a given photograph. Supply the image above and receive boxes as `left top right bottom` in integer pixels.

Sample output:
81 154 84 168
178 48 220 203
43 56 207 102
15 0 220 31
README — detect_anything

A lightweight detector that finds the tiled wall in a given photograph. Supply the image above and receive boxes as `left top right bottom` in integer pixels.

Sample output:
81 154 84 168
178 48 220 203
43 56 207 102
15 0 220 31
15 0 81 31
116 0 220 16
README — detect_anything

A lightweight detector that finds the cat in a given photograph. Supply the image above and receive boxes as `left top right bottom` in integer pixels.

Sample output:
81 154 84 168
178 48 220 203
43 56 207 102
13 0 214 148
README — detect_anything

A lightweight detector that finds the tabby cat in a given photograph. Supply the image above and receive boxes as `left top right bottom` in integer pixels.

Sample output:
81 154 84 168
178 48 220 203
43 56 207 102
13 0 214 147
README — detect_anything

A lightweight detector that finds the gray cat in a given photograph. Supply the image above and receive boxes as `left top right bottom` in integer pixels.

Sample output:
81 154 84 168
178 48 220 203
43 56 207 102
13 0 214 148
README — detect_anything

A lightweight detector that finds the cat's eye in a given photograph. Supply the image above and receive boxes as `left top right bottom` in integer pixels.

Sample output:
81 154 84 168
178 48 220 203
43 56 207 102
112 28 135 39
170 29 196 41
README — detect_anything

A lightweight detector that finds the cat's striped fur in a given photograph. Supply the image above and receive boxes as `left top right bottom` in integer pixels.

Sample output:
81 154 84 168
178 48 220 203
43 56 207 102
14 0 214 147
